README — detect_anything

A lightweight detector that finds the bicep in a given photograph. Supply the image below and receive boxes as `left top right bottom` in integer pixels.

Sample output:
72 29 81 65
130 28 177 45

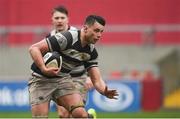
30 39 49 54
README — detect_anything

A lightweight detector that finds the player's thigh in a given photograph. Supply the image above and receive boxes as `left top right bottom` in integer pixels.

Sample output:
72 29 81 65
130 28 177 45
73 77 88 102
28 76 57 105
53 76 79 100
53 77 84 109
56 93 84 111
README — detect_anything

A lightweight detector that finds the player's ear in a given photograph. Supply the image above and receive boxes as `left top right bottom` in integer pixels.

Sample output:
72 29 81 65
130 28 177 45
83 25 88 33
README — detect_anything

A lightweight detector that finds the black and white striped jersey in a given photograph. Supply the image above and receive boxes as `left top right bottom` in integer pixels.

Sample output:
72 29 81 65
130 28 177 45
48 27 87 77
47 26 77 37
46 30 98 77
31 30 98 78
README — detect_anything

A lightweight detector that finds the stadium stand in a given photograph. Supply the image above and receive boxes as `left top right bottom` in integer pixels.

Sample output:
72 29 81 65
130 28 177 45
0 0 179 46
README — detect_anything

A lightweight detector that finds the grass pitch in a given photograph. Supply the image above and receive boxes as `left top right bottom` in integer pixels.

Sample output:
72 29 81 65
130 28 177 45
0 111 180 118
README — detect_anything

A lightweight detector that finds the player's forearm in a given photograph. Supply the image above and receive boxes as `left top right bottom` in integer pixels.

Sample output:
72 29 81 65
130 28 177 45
88 67 106 94
93 78 106 94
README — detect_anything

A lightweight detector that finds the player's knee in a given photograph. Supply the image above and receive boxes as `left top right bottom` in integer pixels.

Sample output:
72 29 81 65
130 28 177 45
71 106 88 118
31 103 49 118
58 110 69 118
31 109 48 118
57 106 70 118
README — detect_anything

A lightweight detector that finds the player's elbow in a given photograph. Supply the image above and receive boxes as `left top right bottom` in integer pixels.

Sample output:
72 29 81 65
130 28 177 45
29 44 40 56
29 45 36 54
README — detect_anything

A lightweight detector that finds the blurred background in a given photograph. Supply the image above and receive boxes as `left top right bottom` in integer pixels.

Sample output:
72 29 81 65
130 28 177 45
0 0 180 118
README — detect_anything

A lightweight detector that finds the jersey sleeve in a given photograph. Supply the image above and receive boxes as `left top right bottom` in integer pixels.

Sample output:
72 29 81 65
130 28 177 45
84 48 98 70
46 31 73 52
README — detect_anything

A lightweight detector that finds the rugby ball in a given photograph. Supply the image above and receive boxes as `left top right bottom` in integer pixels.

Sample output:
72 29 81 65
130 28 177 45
43 52 62 69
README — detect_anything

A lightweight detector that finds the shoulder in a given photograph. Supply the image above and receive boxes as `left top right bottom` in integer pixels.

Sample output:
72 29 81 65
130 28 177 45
68 29 78 36
67 30 79 44
54 31 72 39
45 30 56 38
68 26 79 40
69 26 78 31
50 30 56 36
57 30 78 43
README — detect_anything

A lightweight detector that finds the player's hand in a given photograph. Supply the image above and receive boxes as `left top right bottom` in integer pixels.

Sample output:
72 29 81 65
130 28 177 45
103 86 119 99
41 67 60 77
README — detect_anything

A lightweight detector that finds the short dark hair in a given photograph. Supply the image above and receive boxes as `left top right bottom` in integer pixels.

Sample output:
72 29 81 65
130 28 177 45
85 15 106 26
52 5 68 16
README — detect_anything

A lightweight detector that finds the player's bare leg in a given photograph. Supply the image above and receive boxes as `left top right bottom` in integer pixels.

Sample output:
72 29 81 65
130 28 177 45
57 93 88 118
31 102 49 118
56 105 70 118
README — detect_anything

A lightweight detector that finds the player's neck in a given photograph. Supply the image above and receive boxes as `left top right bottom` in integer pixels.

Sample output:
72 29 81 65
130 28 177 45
56 25 69 33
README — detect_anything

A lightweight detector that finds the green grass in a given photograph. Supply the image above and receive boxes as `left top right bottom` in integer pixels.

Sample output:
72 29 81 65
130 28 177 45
0 111 180 118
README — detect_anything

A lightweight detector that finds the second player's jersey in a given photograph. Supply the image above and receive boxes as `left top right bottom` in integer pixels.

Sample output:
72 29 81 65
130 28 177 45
47 26 77 37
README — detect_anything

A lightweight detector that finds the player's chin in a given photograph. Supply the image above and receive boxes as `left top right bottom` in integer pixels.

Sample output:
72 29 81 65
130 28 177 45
92 41 97 44
93 39 99 43
57 27 64 32
91 40 97 44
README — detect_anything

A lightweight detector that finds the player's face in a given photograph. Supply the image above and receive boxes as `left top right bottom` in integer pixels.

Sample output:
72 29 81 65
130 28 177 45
85 22 104 44
52 11 69 32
